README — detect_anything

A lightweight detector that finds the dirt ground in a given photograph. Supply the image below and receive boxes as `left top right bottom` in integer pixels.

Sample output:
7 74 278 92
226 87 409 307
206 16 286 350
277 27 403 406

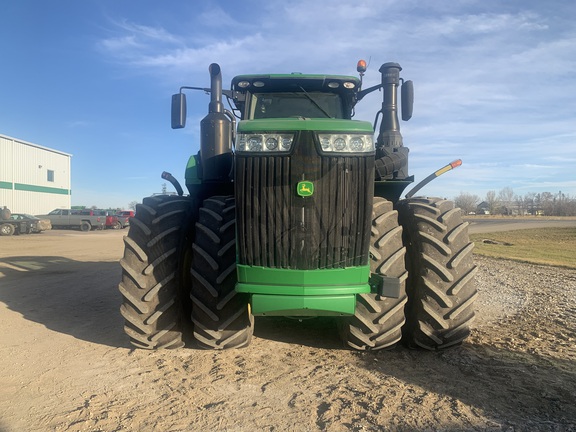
1 228 575 431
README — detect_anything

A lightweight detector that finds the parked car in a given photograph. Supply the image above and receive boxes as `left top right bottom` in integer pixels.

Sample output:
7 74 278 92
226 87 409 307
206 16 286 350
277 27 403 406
0 207 35 235
10 213 52 233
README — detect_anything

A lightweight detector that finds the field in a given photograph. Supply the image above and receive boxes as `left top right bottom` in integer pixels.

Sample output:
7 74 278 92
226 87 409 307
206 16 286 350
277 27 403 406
470 227 576 269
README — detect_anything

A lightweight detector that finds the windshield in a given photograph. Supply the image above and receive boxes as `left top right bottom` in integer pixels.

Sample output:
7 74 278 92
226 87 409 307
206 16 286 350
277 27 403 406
250 92 344 119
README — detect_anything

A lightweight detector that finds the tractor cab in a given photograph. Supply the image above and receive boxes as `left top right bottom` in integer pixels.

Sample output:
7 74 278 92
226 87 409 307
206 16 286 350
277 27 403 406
230 74 361 120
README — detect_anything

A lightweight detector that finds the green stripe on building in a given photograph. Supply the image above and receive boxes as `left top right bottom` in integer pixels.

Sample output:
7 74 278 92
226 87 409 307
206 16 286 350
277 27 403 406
14 183 70 195
0 181 13 190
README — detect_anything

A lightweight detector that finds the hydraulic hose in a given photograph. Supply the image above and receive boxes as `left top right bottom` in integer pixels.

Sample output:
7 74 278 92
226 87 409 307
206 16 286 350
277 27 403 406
161 171 184 196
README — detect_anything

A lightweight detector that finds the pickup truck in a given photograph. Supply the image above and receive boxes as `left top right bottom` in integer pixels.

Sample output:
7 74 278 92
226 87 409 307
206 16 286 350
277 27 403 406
38 209 106 231
94 210 121 229
115 210 133 228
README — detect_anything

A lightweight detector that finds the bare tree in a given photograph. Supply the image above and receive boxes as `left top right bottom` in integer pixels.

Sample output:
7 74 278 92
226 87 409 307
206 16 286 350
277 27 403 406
566 194 576 216
454 192 480 215
498 187 515 215
555 191 571 216
453 190 576 217
485 190 499 215
128 201 138 211
515 194 526 215
524 192 537 215
540 192 554 215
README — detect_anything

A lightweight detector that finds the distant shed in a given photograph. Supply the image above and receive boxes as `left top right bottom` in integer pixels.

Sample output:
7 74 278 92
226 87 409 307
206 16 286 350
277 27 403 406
0 133 72 215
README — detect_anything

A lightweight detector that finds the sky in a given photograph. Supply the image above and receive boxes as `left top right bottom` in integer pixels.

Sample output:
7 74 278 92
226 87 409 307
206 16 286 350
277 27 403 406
1 0 575 209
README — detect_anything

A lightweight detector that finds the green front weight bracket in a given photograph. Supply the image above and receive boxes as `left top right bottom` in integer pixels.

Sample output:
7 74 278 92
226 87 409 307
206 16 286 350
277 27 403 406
236 265 371 316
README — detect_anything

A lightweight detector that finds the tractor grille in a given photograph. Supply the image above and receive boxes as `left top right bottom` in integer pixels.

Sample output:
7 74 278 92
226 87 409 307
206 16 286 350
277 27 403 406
235 131 374 270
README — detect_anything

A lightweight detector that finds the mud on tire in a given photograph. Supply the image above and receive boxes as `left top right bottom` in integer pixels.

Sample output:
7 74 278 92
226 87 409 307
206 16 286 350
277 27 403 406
190 196 253 349
118 195 192 349
340 197 408 350
397 197 478 350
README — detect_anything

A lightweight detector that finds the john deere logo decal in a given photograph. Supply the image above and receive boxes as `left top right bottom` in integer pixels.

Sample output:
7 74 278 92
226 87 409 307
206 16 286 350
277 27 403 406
297 181 314 197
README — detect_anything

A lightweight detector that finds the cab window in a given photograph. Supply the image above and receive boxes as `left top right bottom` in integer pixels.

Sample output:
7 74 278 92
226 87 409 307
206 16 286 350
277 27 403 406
249 92 344 120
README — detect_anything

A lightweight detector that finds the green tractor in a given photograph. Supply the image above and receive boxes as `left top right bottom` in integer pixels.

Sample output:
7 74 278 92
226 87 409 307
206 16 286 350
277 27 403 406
118 61 477 351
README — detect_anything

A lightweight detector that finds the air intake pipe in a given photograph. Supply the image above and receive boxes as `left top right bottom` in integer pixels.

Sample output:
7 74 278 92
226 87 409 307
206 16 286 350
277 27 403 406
200 63 233 181
374 151 408 180
374 62 411 180
377 62 403 149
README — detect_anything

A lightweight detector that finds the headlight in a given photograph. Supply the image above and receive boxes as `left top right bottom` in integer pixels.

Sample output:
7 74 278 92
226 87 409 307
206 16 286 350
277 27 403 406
237 133 294 153
265 137 278 150
317 134 374 153
247 136 262 151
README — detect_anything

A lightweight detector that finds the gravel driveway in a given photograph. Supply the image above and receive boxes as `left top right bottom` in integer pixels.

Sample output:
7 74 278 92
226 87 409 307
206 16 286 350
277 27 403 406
0 230 574 431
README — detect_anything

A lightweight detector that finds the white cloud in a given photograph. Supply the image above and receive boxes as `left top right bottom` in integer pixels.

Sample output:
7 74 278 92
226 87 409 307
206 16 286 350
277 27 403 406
94 0 576 197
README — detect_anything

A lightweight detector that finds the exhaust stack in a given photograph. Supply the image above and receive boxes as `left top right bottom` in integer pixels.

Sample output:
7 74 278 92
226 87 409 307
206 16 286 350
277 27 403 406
200 63 233 181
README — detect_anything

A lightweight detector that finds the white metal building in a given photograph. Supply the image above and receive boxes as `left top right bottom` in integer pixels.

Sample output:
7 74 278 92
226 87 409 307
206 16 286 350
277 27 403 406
0 134 72 215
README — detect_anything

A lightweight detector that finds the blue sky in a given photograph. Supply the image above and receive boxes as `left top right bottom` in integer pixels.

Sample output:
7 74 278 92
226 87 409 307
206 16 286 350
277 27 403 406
1 0 575 209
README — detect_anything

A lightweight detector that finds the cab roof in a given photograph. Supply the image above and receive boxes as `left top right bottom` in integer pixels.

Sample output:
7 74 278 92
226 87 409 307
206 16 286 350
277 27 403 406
231 74 361 94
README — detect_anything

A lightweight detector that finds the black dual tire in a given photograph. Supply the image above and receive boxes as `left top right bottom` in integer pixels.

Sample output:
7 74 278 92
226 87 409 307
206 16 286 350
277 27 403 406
190 196 253 349
397 197 478 350
118 195 192 349
340 197 409 350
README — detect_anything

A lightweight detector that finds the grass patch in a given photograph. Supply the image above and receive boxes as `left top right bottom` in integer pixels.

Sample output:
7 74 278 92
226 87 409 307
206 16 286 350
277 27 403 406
470 227 576 269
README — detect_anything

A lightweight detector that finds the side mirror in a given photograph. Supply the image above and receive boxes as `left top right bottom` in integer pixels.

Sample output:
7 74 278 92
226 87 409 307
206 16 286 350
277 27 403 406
171 93 187 129
401 80 414 121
